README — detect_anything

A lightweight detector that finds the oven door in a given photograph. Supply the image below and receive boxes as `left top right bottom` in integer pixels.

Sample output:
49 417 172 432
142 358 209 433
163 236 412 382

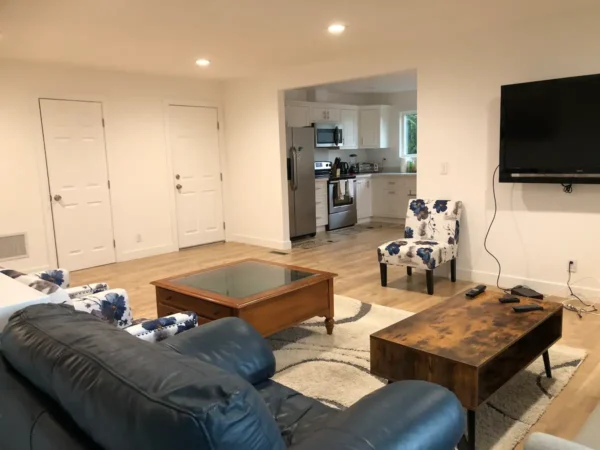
315 123 343 148
328 179 356 213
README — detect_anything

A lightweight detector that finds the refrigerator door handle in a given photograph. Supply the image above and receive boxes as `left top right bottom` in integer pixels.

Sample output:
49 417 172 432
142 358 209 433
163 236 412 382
291 147 299 191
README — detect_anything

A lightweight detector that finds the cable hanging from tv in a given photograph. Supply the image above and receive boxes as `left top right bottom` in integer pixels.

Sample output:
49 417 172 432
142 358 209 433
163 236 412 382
561 183 573 193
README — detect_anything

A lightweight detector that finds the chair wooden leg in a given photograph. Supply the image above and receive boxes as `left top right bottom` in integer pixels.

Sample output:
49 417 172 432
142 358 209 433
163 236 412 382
380 263 387 287
451 259 457 282
407 267 412 276
426 270 434 295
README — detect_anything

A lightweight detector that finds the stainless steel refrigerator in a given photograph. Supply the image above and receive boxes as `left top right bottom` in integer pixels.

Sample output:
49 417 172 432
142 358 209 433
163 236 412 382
287 127 316 239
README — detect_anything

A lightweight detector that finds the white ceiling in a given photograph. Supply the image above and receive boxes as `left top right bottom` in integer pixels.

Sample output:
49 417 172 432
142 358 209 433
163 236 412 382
321 70 418 94
0 0 596 79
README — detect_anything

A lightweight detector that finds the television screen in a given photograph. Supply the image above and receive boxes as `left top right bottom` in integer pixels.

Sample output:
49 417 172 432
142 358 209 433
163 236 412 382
500 73 600 183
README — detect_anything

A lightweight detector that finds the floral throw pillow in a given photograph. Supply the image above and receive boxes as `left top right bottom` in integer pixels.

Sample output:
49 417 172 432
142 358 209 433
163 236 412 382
72 289 133 328
124 312 198 343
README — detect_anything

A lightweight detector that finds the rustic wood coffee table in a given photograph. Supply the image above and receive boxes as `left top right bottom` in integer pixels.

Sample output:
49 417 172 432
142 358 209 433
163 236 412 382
151 259 336 336
370 289 563 450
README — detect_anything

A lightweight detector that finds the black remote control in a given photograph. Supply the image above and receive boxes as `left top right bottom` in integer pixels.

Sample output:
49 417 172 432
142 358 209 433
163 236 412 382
499 296 520 304
513 305 543 313
465 285 486 298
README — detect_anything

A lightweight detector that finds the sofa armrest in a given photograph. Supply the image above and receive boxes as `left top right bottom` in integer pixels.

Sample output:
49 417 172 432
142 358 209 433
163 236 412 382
160 317 275 385
289 380 464 450
525 433 593 450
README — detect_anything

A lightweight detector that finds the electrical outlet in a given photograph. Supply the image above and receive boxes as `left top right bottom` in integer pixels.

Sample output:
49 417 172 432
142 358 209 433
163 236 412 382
568 259 578 273
136 234 142 243
440 162 449 175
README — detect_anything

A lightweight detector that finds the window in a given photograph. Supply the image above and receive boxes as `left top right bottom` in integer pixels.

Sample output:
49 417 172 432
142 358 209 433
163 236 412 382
401 112 417 156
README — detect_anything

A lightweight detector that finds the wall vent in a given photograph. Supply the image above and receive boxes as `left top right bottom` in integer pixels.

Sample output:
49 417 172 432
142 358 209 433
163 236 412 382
0 233 28 262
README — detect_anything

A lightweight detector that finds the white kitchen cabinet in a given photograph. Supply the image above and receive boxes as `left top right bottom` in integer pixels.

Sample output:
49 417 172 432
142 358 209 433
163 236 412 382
340 108 358 149
285 104 311 127
371 176 417 219
356 178 372 219
311 105 341 123
358 106 391 149
315 180 328 226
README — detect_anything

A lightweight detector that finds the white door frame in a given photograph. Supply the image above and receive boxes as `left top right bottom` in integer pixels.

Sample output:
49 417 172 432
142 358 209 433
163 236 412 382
39 97 117 269
34 94 112 271
162 100 227 249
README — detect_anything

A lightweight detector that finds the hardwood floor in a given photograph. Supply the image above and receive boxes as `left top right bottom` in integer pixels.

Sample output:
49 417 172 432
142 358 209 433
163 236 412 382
72 226 600 445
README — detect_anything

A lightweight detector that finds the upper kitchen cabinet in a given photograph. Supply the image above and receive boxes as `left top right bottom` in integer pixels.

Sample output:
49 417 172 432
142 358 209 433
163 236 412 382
285 104 311 128
340 108 358 149
358 105 391 149
310 105 341 123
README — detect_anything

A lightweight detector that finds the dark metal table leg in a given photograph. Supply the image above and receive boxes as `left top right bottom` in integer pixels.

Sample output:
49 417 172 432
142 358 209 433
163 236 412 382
467 410 475 450
542 350 552 378
458 409 476 450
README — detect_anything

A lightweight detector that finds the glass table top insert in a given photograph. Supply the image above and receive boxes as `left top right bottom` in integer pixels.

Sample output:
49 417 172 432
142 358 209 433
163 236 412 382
171 261 316 300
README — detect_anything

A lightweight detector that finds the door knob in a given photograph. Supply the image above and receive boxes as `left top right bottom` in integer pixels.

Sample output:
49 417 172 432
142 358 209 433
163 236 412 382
176 184 182 190
53 194 62 201
175 174 180 180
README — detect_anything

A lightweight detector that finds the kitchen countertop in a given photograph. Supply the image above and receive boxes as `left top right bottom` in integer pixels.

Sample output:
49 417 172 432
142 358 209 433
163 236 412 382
315 172 416 181
354 172 416 177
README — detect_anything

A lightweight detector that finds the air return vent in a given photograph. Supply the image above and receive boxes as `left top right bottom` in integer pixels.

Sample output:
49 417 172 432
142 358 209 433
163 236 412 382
0 233 28 261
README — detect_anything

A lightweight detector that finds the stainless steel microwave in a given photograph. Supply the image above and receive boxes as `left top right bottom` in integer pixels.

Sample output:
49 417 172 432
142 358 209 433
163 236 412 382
314 123 343 148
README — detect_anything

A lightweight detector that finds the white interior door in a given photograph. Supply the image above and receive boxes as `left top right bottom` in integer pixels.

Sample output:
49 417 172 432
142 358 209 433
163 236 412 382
169 105 224 248
40 99 115 271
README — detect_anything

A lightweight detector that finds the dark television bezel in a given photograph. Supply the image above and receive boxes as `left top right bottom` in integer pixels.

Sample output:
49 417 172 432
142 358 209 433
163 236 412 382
499 73 600 184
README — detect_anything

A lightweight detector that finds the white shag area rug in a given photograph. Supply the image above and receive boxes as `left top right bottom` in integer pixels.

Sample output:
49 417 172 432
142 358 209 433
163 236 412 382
268 295 587 450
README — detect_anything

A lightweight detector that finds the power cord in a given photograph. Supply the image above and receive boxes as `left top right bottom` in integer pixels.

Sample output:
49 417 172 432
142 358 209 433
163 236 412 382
563 261 597 318
561 183 573 194
484 165 510 293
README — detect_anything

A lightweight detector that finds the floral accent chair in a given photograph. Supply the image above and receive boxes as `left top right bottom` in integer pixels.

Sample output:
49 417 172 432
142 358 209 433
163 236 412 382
377 199 463 295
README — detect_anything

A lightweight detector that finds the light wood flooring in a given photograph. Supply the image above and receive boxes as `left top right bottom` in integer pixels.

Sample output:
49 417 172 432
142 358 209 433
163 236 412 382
72 226 600 446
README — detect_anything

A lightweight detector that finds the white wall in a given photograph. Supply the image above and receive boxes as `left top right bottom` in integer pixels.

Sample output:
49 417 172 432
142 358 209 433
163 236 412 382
0 60 223 272
223 4 600 297
223 80 290 249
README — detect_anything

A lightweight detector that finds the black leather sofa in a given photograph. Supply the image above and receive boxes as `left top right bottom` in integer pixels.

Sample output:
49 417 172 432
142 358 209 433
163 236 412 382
0 304 465 449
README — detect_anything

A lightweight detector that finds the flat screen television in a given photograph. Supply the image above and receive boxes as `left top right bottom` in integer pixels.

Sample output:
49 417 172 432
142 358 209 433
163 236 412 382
500 73 600 184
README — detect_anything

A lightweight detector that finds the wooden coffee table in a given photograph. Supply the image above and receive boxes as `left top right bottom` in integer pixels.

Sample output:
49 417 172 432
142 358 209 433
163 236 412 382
151 259 336 336
370 289 563 450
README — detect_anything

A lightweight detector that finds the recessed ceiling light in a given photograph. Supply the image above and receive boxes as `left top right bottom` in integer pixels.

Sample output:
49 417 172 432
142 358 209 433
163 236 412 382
328 24 346 35
195 59 211 67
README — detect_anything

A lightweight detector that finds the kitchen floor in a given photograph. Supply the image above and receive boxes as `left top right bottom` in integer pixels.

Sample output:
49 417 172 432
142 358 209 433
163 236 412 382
291 221 403 249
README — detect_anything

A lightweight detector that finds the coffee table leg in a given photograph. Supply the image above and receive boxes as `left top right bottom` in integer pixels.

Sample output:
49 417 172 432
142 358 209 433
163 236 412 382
325 317 334 335
542 350 552 378
467 409 476 450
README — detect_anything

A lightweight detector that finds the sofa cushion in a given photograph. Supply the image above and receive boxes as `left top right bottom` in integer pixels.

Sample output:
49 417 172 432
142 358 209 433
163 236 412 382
254 380 337 446
1 304 285 450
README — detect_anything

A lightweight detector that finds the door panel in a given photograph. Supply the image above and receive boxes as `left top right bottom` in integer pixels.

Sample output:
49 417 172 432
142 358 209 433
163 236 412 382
40 99 115 271
169 105 224 248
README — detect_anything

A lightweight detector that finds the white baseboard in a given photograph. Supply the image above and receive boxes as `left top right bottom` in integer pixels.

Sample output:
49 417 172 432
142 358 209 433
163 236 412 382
457 268 600 302
118 243 177 262
228 234 291 251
